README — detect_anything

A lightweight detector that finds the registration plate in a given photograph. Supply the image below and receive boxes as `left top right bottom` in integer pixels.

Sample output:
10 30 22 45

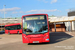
33 41 39 43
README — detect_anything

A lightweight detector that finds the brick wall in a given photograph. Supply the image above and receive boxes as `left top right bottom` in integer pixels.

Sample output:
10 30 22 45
49 24 66 32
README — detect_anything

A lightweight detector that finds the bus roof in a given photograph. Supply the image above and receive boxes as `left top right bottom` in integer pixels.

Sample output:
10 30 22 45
5 23 20 27
22 14 48 18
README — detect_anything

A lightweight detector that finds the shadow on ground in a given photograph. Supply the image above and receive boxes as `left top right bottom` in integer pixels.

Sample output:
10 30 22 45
28 32 73 45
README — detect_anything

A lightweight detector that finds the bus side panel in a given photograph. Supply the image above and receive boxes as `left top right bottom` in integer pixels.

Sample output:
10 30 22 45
22 34 29 43
46 14 50 42
8 29 22 34
5 30 8 34
19 29 22 34
9 30 18 34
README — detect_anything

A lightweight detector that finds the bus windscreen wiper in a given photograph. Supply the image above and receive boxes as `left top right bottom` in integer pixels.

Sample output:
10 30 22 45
24 29 32 32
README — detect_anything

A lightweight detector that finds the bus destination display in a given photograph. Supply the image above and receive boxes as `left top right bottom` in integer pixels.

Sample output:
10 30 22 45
25 16 44 20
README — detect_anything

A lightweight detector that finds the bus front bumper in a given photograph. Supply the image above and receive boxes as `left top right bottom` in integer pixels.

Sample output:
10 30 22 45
23 37 50 43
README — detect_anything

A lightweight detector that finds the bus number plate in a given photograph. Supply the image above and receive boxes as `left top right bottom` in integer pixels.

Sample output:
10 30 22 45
33 41 39 43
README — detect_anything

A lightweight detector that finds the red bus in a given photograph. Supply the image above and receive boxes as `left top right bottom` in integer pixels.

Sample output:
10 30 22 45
5 23 22 34
22 14 50 43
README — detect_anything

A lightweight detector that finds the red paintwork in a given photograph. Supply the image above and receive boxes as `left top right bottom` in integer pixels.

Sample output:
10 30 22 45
5 23 22 34
22 14 50 43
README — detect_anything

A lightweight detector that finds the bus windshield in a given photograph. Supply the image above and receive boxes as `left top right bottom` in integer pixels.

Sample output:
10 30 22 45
5 25 21 30
23 15 48 34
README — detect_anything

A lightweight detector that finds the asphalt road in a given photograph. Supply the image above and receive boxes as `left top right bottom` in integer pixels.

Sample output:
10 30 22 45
0 32 75 50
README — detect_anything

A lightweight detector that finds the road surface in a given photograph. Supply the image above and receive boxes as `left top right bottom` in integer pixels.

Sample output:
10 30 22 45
0 32 75 50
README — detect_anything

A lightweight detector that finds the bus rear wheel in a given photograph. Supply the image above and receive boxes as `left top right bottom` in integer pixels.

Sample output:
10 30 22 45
8 32 10 35
18 31 20 34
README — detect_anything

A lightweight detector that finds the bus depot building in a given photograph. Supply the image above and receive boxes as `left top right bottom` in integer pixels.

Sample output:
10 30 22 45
0 14 75 32
48 16 75 32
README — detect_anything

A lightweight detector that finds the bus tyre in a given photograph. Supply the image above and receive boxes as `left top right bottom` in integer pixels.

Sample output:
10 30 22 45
18 31 20 34
8 32 10 35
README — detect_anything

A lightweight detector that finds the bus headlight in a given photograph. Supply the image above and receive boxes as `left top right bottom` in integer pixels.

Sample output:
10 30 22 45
44 35 48 38
24 36 28 39
44 35 49 41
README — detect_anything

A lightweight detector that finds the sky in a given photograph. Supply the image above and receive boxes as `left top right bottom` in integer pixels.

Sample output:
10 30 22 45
0 0 75 18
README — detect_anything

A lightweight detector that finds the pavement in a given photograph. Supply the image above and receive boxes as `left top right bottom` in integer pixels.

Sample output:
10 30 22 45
0 32 75 50
65 32 75 36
